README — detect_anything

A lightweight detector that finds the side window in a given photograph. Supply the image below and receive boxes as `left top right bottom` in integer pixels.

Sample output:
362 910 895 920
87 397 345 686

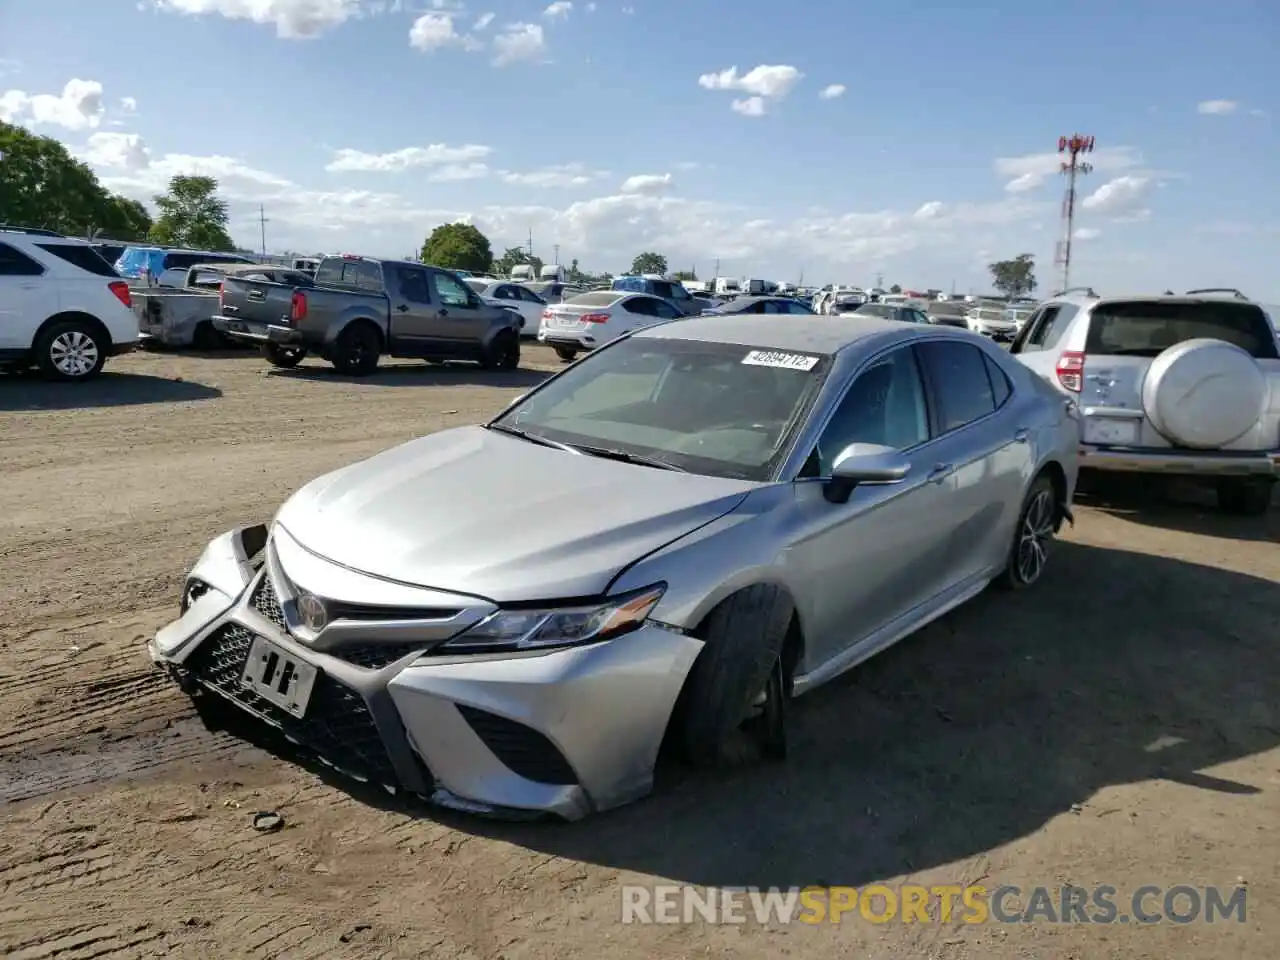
670 285 691 300
652 299 682 319
917 340 997 432
356 261 382 291
432 272 472 307
649 281 671 299
0 243 44 276
813 348 930 473
494 285 514 299
1038 304 1078 350
397 267 432 304
622 297 654 316
34 243 118 277
518 286 545 304
983 353 1012 408
758 300 779 314
786 301 811 314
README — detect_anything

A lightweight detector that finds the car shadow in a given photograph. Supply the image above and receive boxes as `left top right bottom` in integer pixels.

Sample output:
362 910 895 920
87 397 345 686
269 364 551 390
0 371 222 411
190 539 1280 889
1078 475 1277 543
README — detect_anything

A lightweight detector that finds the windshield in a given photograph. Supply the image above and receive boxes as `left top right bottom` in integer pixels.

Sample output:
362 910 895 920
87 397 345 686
1085 300 1279 359
492 336 831 480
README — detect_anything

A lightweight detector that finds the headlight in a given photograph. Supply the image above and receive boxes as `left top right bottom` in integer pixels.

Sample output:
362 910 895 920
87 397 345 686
433 584 666 654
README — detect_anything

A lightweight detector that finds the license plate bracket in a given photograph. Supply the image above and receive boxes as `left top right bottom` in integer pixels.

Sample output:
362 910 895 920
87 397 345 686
1084 417 1140 446
240 635 319 718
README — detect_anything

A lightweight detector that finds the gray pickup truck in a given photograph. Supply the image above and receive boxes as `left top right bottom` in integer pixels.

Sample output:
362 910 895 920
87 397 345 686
212 255 523 375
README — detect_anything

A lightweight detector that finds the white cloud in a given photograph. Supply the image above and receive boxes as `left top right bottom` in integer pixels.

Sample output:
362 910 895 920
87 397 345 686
914 201 944 220
120 96 138 112
326 144 492 172
473 11 494 29
500 163 606 187
698 64 803 101
1073 227 1101 241
731 96 766 117
0 79 105 130
492 22 546 65
819 83 846 100
152 0 361 38
619 173 673 195
84 131 152 171
621 5 633 12
543 1 571 16
409 13 482 51
1197 99 1238 115
585 1 596 9
428 163 489 182
1081 175 1152 219
994 145 1142 193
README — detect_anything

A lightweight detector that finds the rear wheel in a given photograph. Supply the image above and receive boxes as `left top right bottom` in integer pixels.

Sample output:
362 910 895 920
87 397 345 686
1217 477 1274 516
995 475 1058 590
191 321 223 351
677 585 794 766
330 323 380 376
554 345 578 362
481 331 520 371
262 342 307 369
35 319 107 382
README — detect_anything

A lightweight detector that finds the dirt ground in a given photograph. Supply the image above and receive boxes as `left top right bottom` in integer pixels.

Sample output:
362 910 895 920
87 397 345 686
1 346 1276 960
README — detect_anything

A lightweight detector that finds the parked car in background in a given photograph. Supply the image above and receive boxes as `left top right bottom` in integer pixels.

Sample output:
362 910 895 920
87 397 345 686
538 291 684 361
115 246 255 281
966 300 1018 340
464 279 548 338
704 295 815 316
148 313 1077 820
854 302 931 324
0 230 138 381
612 276 704 316
137 263 314 349
525 280 584 305
212 254 522 375
1011 288 1280 514
926 300 970 328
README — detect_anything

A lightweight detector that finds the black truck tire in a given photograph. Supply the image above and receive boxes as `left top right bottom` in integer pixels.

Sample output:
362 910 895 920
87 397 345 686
481 331 520 371
1218 477 1274 516
677 584 794 765
330 322 381 376
263 342 307 369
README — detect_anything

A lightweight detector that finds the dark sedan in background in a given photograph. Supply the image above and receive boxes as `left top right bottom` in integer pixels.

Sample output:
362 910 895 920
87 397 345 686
705 296 816 316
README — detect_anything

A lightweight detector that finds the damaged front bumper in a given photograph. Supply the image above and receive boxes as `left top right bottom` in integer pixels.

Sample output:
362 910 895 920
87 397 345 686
149 524 703 820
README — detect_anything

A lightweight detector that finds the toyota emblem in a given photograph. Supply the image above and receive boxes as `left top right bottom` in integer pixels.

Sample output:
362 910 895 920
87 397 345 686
297 592 328 631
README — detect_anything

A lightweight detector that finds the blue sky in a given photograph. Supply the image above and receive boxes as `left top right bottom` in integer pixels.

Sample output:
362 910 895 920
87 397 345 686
1 0 1277 297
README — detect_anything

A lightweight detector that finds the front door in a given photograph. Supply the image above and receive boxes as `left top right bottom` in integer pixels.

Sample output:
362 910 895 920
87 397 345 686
786 346 953 669
386 265 439 355
429 270 489 351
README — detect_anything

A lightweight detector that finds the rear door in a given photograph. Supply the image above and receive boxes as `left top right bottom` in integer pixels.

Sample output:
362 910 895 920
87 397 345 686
0 242 48 350
387 264 439 354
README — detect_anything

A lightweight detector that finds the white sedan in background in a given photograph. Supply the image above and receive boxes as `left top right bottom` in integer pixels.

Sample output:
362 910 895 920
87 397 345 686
538 291 684 361
464 280 547 338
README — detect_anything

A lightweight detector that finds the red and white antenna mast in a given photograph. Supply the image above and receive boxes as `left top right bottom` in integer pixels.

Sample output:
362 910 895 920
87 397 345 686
1054 133 1095 293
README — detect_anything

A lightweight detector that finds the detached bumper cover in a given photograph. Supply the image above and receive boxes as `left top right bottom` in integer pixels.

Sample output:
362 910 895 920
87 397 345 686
149 526 702 820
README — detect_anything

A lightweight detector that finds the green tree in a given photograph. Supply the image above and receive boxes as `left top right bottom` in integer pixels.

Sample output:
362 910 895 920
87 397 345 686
0 120 151 238
673 269 697 282
888 283 902 294
420 222 493 273
630 251 667 276
988 254 1038 299
491 244 543 277
149 175 234 250
568 257 581 281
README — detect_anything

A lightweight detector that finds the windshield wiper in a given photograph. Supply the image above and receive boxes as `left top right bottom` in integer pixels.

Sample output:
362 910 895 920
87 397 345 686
571 444 689 473
487 422 579 453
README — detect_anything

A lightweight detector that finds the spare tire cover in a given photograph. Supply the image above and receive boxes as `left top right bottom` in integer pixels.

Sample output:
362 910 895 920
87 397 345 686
1141 338 1266 449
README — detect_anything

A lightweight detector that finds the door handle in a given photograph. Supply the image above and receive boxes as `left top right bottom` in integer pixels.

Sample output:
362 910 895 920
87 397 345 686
1013 427 1030 443
396 304 409 312
927 463 955 484
437 308 449 317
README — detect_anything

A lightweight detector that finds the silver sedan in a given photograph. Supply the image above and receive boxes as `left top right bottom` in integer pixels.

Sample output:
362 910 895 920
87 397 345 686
149 315 1079 820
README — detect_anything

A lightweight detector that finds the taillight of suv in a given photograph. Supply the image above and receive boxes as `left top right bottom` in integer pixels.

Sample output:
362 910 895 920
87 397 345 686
1055 350 1085 392
108 280 131 308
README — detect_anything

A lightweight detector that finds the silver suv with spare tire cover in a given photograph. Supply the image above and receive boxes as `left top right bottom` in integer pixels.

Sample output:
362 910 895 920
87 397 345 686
1010 288 1280 515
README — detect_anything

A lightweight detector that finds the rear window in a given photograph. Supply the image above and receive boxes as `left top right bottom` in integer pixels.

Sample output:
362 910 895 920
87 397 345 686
315 257 385 292
35 242 119 277
566 292 624 307
1085 301 1279 359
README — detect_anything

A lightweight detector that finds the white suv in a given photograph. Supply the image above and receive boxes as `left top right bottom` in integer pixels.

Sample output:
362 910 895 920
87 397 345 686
0 229 140 381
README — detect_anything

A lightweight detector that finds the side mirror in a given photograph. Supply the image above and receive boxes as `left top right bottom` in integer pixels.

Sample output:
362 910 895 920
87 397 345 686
824 443 910 504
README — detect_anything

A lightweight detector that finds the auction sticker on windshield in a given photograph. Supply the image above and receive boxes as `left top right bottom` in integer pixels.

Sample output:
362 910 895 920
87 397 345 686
742 350 820 371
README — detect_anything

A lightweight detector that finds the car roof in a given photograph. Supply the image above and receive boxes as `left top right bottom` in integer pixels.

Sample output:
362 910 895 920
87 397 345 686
1048 292 1265 309
636 312 904 354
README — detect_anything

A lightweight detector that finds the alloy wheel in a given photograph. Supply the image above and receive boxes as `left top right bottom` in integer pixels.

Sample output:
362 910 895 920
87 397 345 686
1015 489 1055 585
50 330 100 378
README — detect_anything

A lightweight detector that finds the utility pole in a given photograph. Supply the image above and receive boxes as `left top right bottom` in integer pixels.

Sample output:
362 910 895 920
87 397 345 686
713 258 720 281
257 205 269 256
1055 133 1095 294
526 228 533 259
875 272 884 290
553 244 560 266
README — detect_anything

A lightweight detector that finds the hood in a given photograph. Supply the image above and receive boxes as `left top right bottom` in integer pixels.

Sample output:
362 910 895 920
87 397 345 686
275 425 755 602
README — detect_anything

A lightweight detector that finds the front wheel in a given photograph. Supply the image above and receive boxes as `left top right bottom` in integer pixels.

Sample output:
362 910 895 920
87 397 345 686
995 475 1058 590
1217 477 1274 516
481 332 520 371
35 320 108 382
330 323 381 376
262 342 307 369
553 345 578 362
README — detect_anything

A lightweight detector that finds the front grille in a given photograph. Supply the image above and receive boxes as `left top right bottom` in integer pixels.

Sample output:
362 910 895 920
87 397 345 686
336 643 426 670
251 575 287 630
457 704 578 785
185 623 399 786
